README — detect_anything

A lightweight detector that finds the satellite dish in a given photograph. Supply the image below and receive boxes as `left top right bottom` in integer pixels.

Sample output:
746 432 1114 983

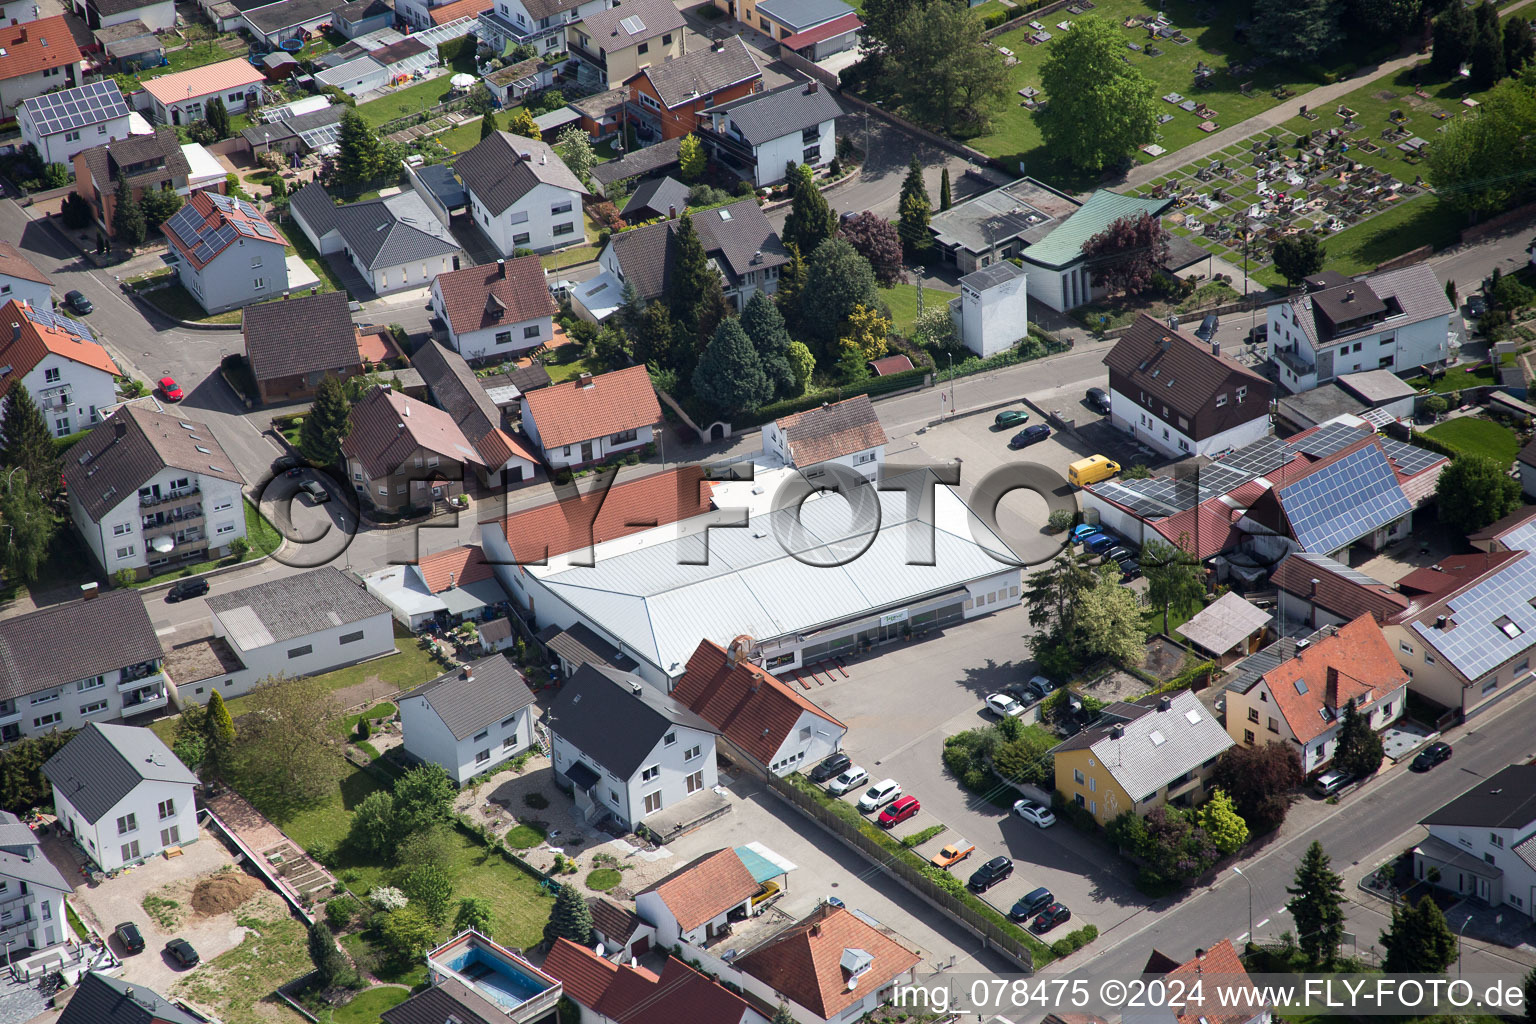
594 943 605 958
847 976 858 990
150 535 175 554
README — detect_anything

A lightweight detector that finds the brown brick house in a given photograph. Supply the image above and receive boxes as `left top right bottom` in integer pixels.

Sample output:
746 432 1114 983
342 385 486 513
72 126 222 240
625 36 761 142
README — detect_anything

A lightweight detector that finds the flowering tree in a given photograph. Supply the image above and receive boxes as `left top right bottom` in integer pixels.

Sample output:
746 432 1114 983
1081 212 1169 296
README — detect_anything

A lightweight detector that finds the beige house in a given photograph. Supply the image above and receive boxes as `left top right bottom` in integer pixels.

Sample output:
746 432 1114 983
569 0 684 90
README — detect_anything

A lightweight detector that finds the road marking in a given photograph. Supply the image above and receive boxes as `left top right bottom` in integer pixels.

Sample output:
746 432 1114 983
154 626 176 636
1236 931 1249 942
1255 917 1271 929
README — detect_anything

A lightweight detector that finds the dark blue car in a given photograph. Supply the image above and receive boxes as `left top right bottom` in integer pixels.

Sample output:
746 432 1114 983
1009 424 1051 449
1084 533 1118 555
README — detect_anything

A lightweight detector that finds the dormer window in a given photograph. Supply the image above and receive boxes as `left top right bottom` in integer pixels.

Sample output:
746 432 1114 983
1215 394 1228 407
1236 386 1248 402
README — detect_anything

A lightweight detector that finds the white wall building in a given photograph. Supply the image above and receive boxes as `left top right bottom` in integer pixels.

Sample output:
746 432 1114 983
399 655 537 785
0 299 119 442
1416 764 1536 917
139 58 265 127
0 810 72 954
18 80 138 168
72 0 176 31
289 182 461 298
635 848 761 948
520 364 659 468
474 0 610 56
699 79 843 188
949 261 1028 358
430 257 558 361
44 723 199 872
453 133 587 256
0 18 84 116
761 393 887 484
161 191 289 315
0 242 53 313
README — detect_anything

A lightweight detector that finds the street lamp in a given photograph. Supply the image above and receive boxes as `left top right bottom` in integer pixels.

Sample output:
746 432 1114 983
1233 866 1254 950
1457 914 1472 978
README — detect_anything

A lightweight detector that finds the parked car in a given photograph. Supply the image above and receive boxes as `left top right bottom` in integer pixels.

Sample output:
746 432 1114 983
1468 294 1487 318
1085 387 1111 415
984 693 1026 718
878 795 921 828
1009 424 1051 449
166 577 209 603
299 479 331 503
158 376 183 401
1105 545 1136 565
930 839 976 869
164 938 200 968
63 290 93 315
1012 799 1057 828
272 454 302 475
827 766 867 795
1071 524 1103 544
857 778 902 813
1117 558 1143 581
995 409 1030 428
1003 684 1039 707
114 922 145 955
1084 533 1118 556
1026 675 1057 699
809 753 852 783
1411 742 1453 772
1032 903 1072 932
1010 886 1055 921
1313 768 1353 796
967 856 1013 892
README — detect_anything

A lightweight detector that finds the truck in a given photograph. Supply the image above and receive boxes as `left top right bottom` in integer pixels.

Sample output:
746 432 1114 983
930 838 976 869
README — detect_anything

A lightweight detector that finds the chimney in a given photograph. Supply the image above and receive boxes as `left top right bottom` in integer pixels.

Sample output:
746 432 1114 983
1325 666 1339 708
1345 288 1355 301
577 371 594 388
668 204 676 219
630 681 642 695
807 81 818 94
114 420 127 440
1157 696 1172 712
713 38 724 51
810 924 821 937
519 151 532 161
463 670 474 683
1310 577 1320 595
1436 614 1447 629
9 323 18 342
1109 724 1124 739
1210 340 1220 356
1159 337 1171 351
282 290 290 299
80 581 98 600
1166 314 1179 331
310 286 317 295
497 258 506 278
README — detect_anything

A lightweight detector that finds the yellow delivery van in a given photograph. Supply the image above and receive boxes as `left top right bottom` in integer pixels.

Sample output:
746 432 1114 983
1068 455 1121 487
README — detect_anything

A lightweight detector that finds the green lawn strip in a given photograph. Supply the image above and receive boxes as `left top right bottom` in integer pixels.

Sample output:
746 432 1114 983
280 223 347 294
543 352 596 383
127 41 234 85
65 901 91 942
540 245 600 271
432 118 487 156
879 281 958 336
345 702 397 732
1405 363 1496 394
586 868 622 891
335 986 411 1024
1424 417 1521 467
142 283 244 324
504 823 548 849
172 901 312 1024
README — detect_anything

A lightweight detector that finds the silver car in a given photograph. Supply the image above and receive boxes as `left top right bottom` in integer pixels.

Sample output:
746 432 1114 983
827 766 867 795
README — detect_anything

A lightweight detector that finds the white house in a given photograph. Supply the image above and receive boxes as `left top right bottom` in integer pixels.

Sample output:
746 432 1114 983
453 132 587 256
1416 764 1536 918
700 79 844 188
313 56 391 98
18 80 137 168
474 0 610 56
364 545 511 631
161 191 289 315
0 242 54 313
44 723 199 872
139 59 265 127
0 298 121 440
289 182 461 298
548 663 719 832
520 364 659 468
949 260 1028 358
0 591 167 745
762 393 887 484
194 567 395 700
63 404 248 579
0 811 72 955
1268 265 1456 393
71 0 175 32
635 848 762 947
399 654 537 784
430 257 557 361
0 17 85 116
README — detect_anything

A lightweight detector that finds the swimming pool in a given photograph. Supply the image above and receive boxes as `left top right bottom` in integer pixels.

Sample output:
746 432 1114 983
446 947 551 1008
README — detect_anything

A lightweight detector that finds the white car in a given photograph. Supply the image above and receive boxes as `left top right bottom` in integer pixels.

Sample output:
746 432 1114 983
985 693 1025 718
1013 799 1057 828
857 778 902 813
827 766 868 795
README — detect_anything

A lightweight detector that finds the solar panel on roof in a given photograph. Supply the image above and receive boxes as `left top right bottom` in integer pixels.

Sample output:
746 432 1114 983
1292 550 1387 588
1278 444 1410 555
1289 421 1366 459
25 306 97 342
251 221 278 240
1378 436 1443 476
620 14 645 33
25 80 129 137
1217 434 1291 476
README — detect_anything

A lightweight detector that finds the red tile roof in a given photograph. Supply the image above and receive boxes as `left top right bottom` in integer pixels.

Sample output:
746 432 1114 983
430 0 490 24
1156 940 1265 1024
523 364 661 451
0 17 81 82
0 299 120 399
1257 614 1407 743
775 394 887 466
485 465 712 563
1269 553 1409 624
673 640 845 767
1396 552 1520 598
417 545 494 593
0 241 51 287
1150 496 1244 560
736 904 920 1020
141 58 263 104
162 191 283 271
866 354 913 376
778 11 864 50
636 849 760 932
543 940 753 1024
434 256 556 338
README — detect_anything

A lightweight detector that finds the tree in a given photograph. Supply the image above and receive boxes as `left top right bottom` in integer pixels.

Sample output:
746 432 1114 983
912 304 959 350
801 238 880 348
1073 563 1147 664
454 896 495 935
775 241 807 328
479 110 498 140
379 906 439 967
1381 894 1458 973
1251 0 1343 61
0 731 76 813
783 164 838 261
1211 743 1304 834
544 883 594 946
741 291 796 398
896 156 930 258
771 1004 796 1024
786 340 815 395
939 167 952 211
401 863 454 926
556 126 597 186
1141 538 1205 635
1524 967 1536 1024
298 374 350 466
203 690 236 778
0 477 56 584
666 213 723 350
1435 453 1522 533
876 2 1010 134
1334 698 1385 778
506 108 541 139
1470 1 1507 90
1426 77 1536 216
2 384 62 500
1199 789 1249 855
307 920 350 986
392 763 456 840
348 791 397 857
1036 15 1157 173
112 177 146 247
1433 0 1477 76
839 303 891 368
1423 394 1449 419
139 186 183 233
678 133 705 182
633 300 674 370
336 109 384 186
838 211 906 287
1024 551 1098 646
1272 232 1327 287
992 727 1054 786
1447 278 1458 307
1507 18 1536 74
230 673 344 808
1080 213 1169 296
693 318 772 412
1286 841 1346 968
1344 0 1423 45
204 97 231 140
171 703 208 774
60 192 92 230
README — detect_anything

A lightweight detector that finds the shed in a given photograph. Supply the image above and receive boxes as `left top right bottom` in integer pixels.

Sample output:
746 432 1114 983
1175 591 1271 664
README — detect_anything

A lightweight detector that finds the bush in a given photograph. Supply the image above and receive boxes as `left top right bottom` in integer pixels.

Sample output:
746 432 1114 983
1046 509 1074 534
325 895 359 930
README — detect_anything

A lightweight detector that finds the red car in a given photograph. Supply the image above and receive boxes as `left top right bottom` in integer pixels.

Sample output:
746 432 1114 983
158 376 183 401
878 795 920 829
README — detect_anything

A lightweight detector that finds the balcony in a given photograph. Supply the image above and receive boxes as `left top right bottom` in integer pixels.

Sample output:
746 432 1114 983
121 686 168 713
0 704 18 726
118 669 164 691
567 40 605 70
1271 344 1314 378
142 512 205 539
140 485 200 509
120 661 162 685
698 123 753 162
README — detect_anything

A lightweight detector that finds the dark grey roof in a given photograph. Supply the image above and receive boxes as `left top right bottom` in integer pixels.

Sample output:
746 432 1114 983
0 811 72 893
570 87 626 120
64 403 244 521
412 339 527 466
703 80 844 147
576 0 683 48
1421 765 1536 829
245 0 351 34
0 590 162 703
608 199 787 300
335 0 390 24
44 724 198 825
242 290 359 382
416 162 468 210
754 0 853 31
402 654 535 741
59 972 203 1024
1224 636 1303 695
640 36 760 110
592 136 681 189
548 663 716 780
453 133 586 216
79 126 191 196
960 260 1025 292
290 182 459 271
206 566 389 648
538 622 635 670
621 176 691 220
88 0 169 19
382 977 502 1024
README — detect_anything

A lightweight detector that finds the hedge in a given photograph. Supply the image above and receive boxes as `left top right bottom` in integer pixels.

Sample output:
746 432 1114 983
1408 429 1462 461
736 367 928 428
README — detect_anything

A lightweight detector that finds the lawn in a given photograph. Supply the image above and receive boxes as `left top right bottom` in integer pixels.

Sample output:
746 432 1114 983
1405 361 1497 394
279 219 347 294
340 932 427 987
126 40 240 86
335 986 410 1023
540 245 600 271
432 118 488 156
880 281 958 336
130 501 282 588
143 283 245 325
1424 416 1522 467
173 898 311 1024
354 53 478 128
345 702 396 733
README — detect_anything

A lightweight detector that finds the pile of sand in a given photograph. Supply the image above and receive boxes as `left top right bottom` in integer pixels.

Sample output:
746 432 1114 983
191 872 262 916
